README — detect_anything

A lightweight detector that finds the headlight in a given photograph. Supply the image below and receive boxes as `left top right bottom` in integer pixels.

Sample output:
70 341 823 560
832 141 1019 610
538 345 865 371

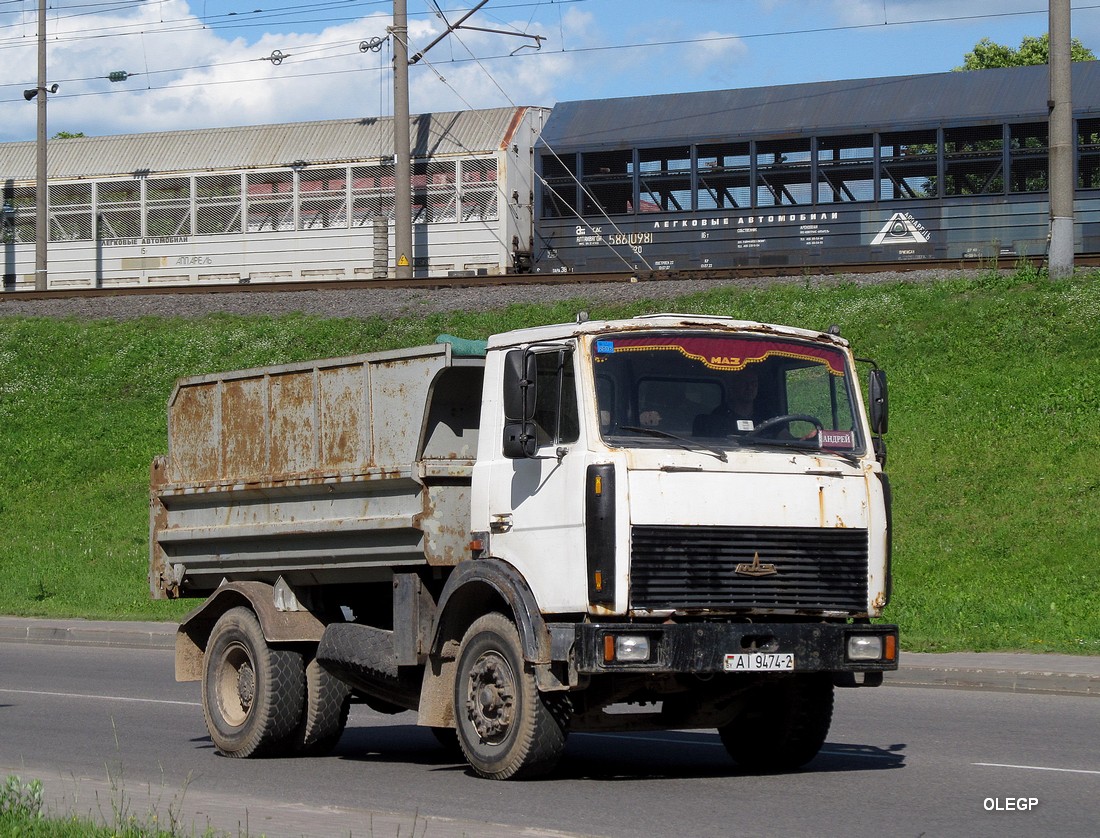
603 634 652 663
847 635 883 660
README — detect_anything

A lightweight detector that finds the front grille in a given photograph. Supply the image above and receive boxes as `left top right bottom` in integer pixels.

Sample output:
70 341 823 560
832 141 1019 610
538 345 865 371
630 525 868 612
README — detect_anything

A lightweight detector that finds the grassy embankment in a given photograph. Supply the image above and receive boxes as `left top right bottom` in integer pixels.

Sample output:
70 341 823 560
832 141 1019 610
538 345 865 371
0 268 1096 653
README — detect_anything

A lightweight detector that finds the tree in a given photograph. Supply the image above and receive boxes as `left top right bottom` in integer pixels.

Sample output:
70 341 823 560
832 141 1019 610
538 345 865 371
51 131 85 139
955 34 1095 70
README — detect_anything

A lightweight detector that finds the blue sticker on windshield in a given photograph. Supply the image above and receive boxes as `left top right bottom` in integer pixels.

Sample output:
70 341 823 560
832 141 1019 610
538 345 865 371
596 340 615 354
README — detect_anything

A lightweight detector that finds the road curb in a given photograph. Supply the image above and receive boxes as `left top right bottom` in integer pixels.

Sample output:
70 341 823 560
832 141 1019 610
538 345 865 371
885 656 1100 697
2 617 1097 697
0 618 175 650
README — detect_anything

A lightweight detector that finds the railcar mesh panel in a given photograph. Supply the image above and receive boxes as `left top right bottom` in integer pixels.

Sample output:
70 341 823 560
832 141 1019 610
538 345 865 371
462 159 498 221
630 525 868 612
1079 118 1100 189
196 175 242 235
49 184 93 240
352 164 397 223
2 187 36 243
97 181 141 237
298 168 348 229
462 187 496 221
246 171 294 232
541 153 577 218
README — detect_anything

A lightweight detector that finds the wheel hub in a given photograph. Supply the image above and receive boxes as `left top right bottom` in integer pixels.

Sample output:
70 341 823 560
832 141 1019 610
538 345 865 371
465 653 515 743
236 662 256 710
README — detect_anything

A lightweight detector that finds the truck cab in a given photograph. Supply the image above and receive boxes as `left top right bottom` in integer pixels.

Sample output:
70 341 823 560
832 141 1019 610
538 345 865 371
475 314 891 620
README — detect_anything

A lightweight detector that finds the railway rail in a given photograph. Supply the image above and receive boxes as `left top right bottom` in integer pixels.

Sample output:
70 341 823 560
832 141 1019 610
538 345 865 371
0 255 1082 303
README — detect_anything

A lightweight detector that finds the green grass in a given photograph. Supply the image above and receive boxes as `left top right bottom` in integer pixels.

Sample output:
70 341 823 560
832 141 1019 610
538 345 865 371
1 268 1097 653
0 773 218 838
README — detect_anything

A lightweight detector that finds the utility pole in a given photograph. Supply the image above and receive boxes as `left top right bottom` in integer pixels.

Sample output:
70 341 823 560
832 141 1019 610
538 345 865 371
392 0 412 279
34 0 48 291
1048 0 1074 279
388 1 537 280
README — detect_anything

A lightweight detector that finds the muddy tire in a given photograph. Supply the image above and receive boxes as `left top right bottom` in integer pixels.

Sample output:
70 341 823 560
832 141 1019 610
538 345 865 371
288 659 352 756
202 607 306 758
453 613 569 780
718 673 834 772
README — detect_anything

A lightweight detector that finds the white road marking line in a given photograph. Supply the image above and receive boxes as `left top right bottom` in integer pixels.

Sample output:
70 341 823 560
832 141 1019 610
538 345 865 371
973 762 1100 776
0 687 199 707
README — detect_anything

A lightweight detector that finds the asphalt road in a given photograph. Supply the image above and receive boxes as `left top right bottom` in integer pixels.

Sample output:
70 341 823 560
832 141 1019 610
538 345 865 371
1 641 1096 838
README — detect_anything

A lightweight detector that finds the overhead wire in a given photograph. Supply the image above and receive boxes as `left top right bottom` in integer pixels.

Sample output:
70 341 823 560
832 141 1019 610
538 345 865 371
0 36 383 93
3 2 1099 132
0 0 586 50
2 1 1093 66
0 0 390 50
410 7 654 272
4 0 1096 82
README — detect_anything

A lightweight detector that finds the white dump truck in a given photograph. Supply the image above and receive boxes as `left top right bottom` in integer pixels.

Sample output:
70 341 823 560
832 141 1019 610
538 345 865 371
150 313 897 780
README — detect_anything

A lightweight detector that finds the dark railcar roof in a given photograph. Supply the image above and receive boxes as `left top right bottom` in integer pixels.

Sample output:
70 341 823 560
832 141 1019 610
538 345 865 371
538 62 1100 151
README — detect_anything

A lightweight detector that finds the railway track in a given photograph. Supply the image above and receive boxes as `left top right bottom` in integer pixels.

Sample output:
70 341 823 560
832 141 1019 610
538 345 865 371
0 254 1089 302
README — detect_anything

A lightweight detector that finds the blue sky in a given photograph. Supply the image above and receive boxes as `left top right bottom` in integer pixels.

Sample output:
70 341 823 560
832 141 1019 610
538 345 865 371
1 1 1099 143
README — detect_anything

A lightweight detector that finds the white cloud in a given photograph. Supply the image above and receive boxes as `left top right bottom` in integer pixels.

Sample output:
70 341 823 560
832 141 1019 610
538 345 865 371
683 31 749 78
0 1 584 142
4 0 1096 144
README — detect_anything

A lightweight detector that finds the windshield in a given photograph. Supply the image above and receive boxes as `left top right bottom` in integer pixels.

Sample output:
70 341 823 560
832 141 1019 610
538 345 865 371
592 331 864 454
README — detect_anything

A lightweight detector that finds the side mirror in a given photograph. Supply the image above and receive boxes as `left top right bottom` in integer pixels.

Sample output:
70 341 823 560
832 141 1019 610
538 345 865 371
868 368 888 436
503 421 538 459
503 349 536 422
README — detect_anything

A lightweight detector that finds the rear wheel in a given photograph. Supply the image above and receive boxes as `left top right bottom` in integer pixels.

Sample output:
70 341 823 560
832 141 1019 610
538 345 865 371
453 613 569 780
718 673 834 772
202 606 306 758
287 659 351 756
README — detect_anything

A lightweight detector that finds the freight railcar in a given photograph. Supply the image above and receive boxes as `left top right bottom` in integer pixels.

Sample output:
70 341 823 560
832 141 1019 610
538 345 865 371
1 107 547 289
532 63 1100 274
6 63 1100 292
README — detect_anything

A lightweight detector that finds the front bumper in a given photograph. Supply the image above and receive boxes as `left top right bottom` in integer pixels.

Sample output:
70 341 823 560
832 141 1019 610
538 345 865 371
562 621 898 676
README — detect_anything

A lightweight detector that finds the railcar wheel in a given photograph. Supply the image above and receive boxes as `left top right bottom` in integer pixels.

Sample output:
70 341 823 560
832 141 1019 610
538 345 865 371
202 606 306 758
453 613 569 780
718 673 834 772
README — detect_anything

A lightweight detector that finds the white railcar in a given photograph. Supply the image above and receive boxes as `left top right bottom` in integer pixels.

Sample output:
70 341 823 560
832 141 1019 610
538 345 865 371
0 107 547 289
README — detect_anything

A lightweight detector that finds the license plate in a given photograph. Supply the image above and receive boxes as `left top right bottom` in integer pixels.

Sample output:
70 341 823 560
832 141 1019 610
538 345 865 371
723 653 795 672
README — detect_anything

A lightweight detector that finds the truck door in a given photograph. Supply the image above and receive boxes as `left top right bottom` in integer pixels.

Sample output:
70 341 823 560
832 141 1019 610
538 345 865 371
486 346 590 613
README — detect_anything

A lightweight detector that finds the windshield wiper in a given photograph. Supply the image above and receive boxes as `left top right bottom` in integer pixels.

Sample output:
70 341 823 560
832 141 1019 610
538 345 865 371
618 426 728 463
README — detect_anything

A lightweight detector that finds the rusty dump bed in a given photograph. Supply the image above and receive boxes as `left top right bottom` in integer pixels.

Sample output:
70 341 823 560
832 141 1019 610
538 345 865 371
149 342 485 599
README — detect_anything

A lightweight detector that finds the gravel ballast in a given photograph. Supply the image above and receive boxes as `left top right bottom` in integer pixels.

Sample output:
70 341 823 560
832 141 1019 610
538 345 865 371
0 270 982 321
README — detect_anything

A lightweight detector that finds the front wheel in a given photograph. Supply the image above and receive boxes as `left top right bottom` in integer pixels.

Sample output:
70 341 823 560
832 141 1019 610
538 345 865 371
453 613 569 780
202 606 306 758
718 673 834 772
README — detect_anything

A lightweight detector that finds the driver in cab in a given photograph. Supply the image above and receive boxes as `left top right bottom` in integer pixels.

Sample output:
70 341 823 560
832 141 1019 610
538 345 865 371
693 367 764 437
